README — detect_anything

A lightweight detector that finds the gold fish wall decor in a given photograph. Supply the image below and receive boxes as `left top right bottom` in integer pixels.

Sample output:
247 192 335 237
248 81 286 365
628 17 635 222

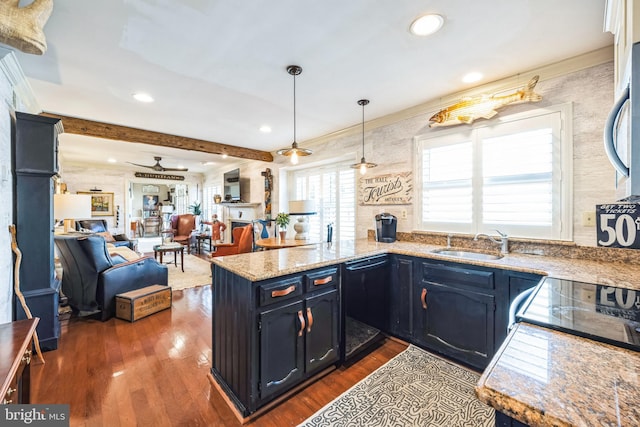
428 75 542 128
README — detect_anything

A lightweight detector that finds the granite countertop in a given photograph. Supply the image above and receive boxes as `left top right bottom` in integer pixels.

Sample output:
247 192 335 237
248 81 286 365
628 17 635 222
212 239 640 424
211 238 640 289
476 323 640 426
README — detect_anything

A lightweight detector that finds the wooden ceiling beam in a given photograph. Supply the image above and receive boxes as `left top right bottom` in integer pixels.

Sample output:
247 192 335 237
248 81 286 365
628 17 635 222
40 112 274 162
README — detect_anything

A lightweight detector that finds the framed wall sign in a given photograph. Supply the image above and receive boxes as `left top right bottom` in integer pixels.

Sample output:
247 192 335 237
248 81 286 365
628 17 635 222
78 191 114 217
596 203 640 249
359 171 413 205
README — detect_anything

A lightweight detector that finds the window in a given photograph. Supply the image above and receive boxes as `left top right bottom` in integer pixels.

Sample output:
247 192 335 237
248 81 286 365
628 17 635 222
417 105 571 240
291 162 355 242
174 184 188 214
203 184 221 221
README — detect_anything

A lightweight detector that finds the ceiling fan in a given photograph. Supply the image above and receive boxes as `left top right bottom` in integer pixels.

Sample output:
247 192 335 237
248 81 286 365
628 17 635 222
127 156 188 172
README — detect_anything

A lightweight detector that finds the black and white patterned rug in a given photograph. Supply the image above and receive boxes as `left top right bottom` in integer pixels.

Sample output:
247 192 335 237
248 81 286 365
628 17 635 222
298 344 494 427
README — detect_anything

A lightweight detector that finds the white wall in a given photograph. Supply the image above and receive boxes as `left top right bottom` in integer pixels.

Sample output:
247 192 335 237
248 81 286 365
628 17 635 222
0 48 41 323
59 162 204 234
0 56 14 323
218 60 616 247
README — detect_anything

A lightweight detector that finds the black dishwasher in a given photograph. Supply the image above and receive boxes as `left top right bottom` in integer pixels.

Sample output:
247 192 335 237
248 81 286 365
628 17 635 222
342 255 390 360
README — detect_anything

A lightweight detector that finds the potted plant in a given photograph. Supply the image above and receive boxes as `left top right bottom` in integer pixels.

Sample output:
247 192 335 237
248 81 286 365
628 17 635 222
189 201 203 230
275 212 290 240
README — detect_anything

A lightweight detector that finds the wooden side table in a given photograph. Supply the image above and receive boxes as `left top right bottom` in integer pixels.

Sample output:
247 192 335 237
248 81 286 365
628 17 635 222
1 318 38 404
153 243 185 272
195 233 212 254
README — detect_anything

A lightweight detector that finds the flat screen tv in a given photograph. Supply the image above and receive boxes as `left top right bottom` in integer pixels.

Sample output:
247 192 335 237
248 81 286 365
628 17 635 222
223 168 241 202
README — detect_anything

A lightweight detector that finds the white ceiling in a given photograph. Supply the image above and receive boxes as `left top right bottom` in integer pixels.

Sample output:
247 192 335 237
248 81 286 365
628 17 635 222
14 0 612 173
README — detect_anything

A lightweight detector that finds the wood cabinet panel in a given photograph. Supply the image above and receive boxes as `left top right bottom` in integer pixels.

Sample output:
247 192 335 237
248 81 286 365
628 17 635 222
414 282 495 369
259 300 305 400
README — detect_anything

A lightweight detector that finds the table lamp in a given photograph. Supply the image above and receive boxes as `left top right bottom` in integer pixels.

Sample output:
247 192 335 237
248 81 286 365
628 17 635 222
54 194 92 233
289 200 317 240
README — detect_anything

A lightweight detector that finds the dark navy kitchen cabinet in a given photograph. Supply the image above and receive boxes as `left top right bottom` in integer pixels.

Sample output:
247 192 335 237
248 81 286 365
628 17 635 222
494 271 543 344
212 251 542 416
259 287 339 401
212 265 340 416
413 261 496 369
389 254 414 340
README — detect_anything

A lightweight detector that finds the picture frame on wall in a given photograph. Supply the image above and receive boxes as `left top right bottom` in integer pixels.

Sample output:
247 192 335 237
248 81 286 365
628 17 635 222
143 194 159 211
78 191 114 216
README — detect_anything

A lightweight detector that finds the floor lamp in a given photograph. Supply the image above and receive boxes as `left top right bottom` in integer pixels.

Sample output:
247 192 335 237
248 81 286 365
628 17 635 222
289 200 317 240
54 194 92 233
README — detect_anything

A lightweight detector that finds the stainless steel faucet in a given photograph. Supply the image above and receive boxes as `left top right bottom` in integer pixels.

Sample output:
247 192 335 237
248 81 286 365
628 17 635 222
474 229 509 254
446 233 452 248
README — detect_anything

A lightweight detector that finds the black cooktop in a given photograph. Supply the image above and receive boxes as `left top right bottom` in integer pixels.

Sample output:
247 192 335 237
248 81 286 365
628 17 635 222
517 277 640 351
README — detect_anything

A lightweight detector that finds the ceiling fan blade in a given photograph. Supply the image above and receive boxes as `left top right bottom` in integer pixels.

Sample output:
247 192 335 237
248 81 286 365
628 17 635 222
162 167 189 172
127 157 188 172
127 161 154 169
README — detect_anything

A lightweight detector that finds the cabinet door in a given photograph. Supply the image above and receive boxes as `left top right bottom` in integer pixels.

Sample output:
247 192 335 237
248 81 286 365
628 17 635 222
389 255 413 340
305 290 339 374
259 300 304 400
414 282 495 369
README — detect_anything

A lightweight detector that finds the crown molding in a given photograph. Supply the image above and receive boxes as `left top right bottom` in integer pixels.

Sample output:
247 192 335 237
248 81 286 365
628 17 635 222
297 46 613 150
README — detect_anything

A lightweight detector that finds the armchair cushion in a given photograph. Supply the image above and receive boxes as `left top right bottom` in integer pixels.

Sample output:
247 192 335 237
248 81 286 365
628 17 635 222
75 219 134 249
96 231 116 243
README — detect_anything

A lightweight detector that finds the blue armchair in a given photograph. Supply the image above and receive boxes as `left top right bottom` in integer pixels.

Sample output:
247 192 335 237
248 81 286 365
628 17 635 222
55 235 168 320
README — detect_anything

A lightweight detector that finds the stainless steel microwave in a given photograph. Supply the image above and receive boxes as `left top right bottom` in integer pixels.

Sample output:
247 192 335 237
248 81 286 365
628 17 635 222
605 41 640 202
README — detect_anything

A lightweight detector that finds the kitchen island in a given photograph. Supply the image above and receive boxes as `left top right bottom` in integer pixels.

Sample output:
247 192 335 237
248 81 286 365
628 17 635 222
210 238 640 424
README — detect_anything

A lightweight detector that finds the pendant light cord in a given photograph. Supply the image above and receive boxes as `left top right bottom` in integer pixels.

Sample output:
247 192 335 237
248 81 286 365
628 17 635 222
293 72 297 144
361 101 365 154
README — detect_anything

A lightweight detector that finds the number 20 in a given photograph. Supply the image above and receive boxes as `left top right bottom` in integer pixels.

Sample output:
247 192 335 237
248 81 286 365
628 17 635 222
598 213 636 246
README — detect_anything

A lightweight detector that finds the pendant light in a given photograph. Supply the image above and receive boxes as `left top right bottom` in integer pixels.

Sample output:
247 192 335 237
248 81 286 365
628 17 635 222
351 99 376 175
277 65 312 164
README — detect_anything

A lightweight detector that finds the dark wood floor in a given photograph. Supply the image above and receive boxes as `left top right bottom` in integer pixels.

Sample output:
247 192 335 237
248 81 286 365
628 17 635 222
31 284 407 426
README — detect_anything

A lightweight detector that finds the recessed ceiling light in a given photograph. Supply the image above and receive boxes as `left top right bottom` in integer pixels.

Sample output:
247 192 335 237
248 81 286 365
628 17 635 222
107 158 117 163
201 161 215 166
132 92 154 103
259 125 272 133
222 153 228 159
462 72 483 83
410 14 444 36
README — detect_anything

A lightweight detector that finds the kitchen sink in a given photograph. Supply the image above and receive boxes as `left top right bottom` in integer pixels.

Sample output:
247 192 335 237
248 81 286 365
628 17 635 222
431 249 503 260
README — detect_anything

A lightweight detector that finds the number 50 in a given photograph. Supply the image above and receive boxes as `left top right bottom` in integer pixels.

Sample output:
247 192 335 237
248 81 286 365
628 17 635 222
598 214 637 246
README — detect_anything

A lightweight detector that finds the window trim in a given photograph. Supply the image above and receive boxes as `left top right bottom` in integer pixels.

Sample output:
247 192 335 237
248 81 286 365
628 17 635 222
414 103 573 241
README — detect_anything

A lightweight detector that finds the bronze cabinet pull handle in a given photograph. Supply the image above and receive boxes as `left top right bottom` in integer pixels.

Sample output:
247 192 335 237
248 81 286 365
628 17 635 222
297 310 305 336
306 307 314 333
271 285 296 298
313 276 333 286
421 288 428 310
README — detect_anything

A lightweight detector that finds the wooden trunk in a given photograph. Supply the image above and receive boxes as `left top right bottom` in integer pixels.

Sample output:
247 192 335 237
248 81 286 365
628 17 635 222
115 285 172 322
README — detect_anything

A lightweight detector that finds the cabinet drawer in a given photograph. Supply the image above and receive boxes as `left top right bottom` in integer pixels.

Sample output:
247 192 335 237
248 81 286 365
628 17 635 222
305 268 338 292
422 263 495 291
258 278 303 307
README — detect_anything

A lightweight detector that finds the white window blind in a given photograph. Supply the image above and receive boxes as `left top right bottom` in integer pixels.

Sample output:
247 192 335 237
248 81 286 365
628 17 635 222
203 185 221 220
418 106 570 240
291 162 355 242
